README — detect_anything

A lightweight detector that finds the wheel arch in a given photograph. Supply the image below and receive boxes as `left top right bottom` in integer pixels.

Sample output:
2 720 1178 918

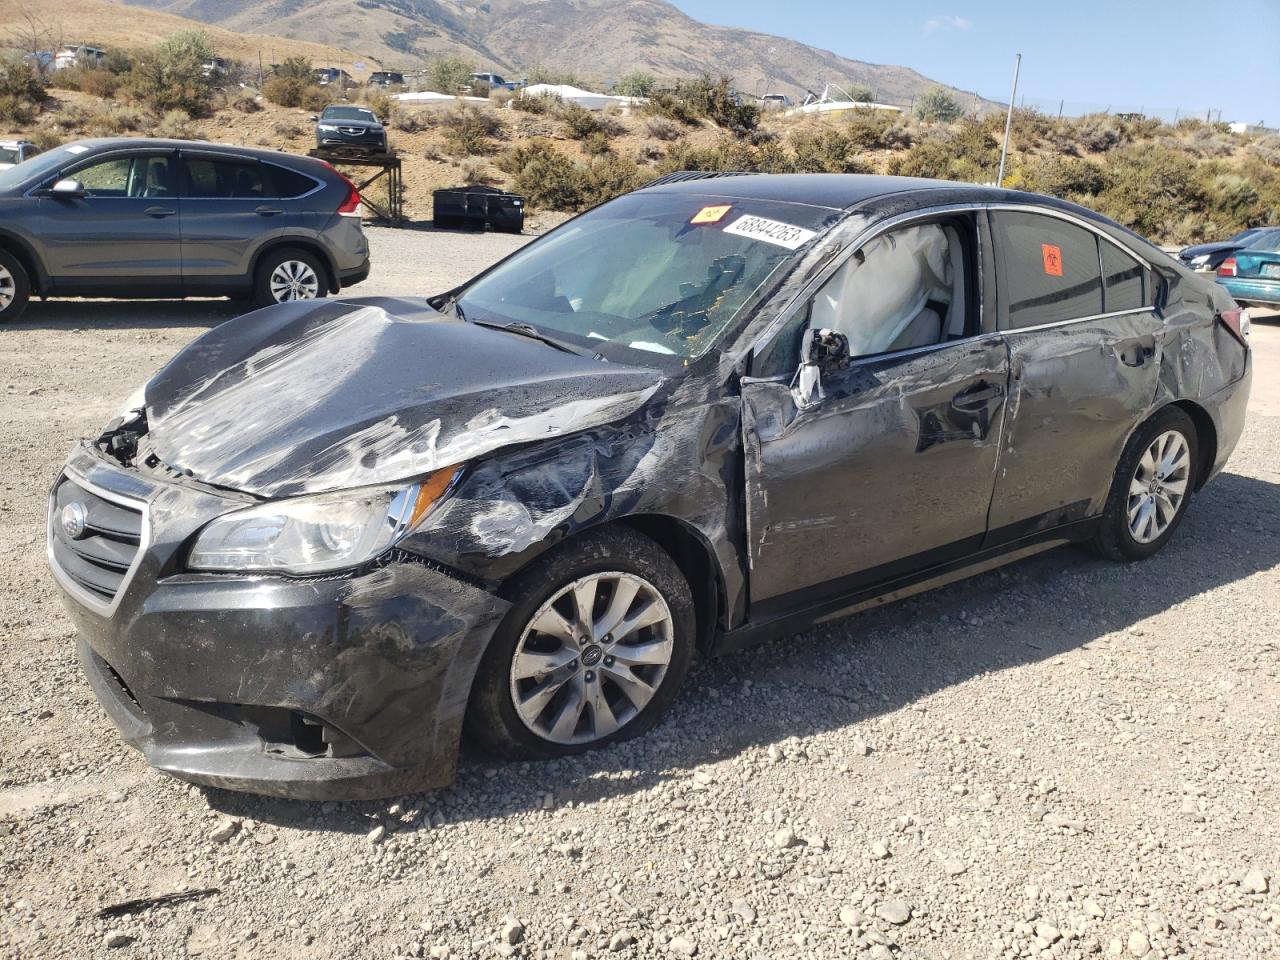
0 229 47 294
615 514 726 656
1167 399 1217 492
251 237 339 294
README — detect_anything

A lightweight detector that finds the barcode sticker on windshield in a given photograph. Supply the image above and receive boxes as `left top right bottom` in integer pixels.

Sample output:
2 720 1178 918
722 215 817 250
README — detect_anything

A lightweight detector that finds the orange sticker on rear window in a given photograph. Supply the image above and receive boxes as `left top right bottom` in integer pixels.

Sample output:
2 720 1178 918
1041 243 1064 277
691 204 732 224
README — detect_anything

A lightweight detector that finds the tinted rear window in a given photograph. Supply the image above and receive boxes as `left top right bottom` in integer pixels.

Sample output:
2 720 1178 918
1101 242 1146 312
183 157 268 199
993 211 1103 328
267 164 319 199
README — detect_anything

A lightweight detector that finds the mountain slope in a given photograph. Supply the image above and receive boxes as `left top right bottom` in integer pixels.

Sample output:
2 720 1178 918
0 0 380 77
119 0 988 106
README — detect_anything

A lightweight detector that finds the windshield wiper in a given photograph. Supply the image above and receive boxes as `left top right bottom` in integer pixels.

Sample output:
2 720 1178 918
470 318 594 357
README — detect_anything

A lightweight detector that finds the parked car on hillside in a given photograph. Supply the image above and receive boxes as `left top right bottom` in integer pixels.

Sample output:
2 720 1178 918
0 140 40 170
54 45 104 71
471 71 520 91
50 173 1250 799
313 67 354 89
1217 231 1280 309
1178 226 1280 273
369 70 405 87
313 104 388 155
0 138 369 322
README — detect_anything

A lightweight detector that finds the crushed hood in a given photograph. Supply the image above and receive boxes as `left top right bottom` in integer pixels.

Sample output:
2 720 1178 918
144 298 662 498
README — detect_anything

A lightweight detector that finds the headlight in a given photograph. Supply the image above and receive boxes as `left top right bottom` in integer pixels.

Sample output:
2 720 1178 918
1191 254 1211 268
318 123 339 131
188 466 459 574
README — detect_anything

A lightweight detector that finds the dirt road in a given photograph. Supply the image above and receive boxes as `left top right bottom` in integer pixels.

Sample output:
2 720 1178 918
2 232 1277 959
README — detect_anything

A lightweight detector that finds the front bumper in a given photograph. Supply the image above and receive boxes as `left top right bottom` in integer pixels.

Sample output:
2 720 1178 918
316 131 387 154
1218 276 1280 305
50 443 510 800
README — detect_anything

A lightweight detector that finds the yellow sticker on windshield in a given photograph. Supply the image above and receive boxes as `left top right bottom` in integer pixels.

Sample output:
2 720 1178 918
690 204 732 224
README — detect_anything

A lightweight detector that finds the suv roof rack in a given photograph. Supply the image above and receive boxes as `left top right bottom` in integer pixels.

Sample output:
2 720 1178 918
639 170 757 188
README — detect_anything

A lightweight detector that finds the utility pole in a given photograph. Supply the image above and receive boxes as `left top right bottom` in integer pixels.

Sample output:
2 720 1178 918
997 53 1021 189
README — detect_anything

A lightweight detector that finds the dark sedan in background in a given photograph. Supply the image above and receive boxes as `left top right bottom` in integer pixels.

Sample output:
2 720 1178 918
313 105 388 156
51 173 1250 799
1178 226 1280 273
0 138 370 322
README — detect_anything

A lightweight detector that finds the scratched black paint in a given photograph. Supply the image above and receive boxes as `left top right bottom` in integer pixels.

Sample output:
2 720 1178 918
50 175 1251 799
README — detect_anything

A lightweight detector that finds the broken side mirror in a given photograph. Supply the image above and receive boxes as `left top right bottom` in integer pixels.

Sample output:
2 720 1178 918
50 178 86 199
790 327 849 409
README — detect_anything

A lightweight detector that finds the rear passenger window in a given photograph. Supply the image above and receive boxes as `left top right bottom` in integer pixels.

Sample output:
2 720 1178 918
183 158 268 199
266 164 318 199
1101 242 1146 311
993 211 1103 328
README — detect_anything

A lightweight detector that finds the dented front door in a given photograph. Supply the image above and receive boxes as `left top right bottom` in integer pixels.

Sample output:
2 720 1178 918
741 337 1009 615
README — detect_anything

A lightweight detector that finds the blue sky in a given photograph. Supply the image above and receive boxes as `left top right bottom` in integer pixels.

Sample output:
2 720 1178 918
670 0 1279 124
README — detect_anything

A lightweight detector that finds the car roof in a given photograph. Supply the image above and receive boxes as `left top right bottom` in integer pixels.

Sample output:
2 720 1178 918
634 171 1177 269
48 138 328 167
637 172 1040 211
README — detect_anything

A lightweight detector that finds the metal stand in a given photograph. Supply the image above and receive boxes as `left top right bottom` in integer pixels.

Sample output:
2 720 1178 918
308 150 403 224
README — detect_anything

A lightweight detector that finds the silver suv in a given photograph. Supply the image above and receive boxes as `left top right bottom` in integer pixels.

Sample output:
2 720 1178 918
0 138 371 322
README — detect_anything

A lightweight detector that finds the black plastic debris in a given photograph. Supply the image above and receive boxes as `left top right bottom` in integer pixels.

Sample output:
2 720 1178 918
433 186 524 233
96 888 220 918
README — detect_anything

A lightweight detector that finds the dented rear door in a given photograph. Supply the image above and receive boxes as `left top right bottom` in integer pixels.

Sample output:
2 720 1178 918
984 209 1163 544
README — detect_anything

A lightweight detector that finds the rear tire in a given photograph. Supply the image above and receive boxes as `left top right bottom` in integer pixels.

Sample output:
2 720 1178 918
1092 407 1198 562
253 247 326 308
466 526 695 760
0 249 32 323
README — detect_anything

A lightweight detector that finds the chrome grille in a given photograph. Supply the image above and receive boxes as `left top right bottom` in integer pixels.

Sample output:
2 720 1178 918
48 474 146 614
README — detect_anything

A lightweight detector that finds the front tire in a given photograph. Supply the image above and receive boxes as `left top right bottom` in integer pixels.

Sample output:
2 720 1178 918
1092 407 1198 561
253 247 326 308
0 249 32 323
466 526 695 760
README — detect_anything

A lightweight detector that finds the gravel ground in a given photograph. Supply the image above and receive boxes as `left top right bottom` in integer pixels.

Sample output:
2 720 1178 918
1 230 1277 960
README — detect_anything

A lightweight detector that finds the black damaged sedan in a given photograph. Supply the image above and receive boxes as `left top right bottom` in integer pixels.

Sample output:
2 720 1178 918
49 173 1251 799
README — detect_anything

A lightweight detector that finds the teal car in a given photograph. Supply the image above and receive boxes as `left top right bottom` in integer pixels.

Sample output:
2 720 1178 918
1217 233 1280 307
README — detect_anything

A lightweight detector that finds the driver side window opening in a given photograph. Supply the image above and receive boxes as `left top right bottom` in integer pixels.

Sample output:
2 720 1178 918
69 154 175 199
753 215 978 378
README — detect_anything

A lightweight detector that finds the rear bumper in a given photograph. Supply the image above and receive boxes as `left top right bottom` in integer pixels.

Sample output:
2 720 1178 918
52 443 510 800
338 258 371 288
1218 276 1280 305
1202 351 1251 484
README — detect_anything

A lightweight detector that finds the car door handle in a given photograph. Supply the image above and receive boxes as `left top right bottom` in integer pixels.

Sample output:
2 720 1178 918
255 206 284 216
144 206 176 218
952 383 1004 411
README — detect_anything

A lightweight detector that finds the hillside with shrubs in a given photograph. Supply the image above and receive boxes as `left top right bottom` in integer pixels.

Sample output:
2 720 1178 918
2 36 1278 245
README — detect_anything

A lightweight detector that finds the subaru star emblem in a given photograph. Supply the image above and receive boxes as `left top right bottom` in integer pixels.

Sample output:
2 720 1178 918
61 501 88 539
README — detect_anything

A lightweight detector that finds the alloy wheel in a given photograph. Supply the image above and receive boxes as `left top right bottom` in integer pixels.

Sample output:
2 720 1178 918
1127 429 1191 544
269 260 320 302
509 572 675 745
0 264 14 311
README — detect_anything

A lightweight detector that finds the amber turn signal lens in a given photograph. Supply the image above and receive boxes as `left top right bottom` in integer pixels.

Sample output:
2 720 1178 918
409 465 461 526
